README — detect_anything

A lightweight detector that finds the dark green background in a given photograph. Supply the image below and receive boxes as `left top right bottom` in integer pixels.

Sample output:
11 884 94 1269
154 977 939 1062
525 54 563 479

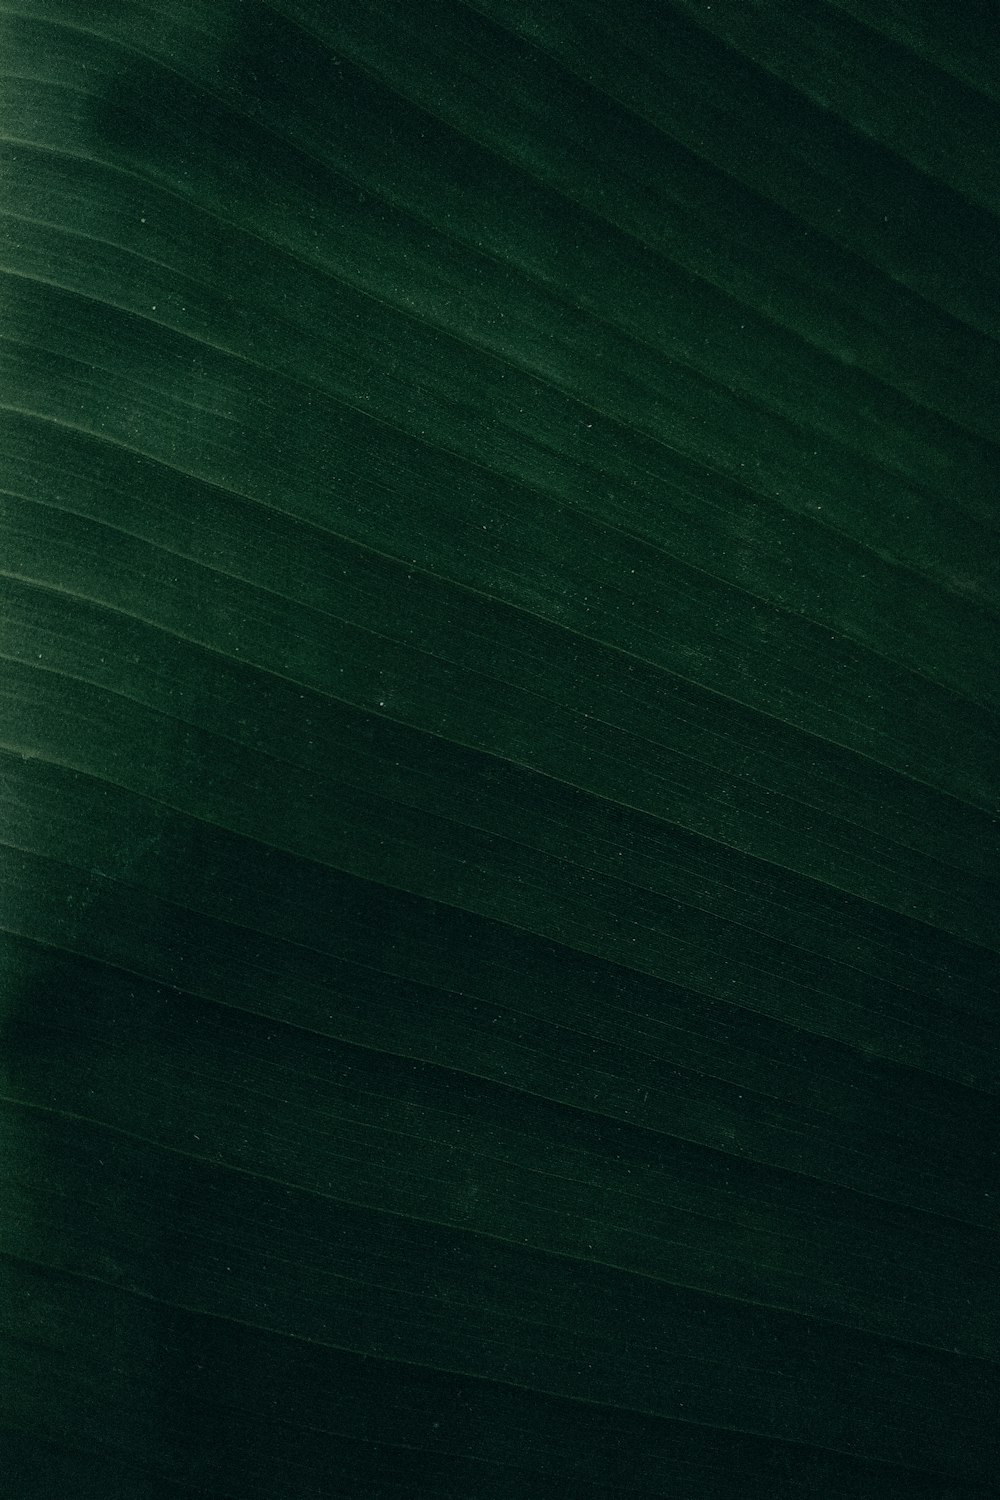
1 2 998 1494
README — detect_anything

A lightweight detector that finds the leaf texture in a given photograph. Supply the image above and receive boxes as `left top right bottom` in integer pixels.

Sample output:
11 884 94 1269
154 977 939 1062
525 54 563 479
1 2 998 1495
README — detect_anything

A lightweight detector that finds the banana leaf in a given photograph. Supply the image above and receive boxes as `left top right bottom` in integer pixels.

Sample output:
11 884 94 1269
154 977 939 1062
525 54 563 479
2 2 998 1495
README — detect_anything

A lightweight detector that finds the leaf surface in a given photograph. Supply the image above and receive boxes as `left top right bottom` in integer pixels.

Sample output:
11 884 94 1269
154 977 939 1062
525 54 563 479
2 2 998 1495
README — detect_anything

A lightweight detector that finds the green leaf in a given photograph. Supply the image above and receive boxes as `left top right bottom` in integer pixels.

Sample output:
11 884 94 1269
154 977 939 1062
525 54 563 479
2 2 998 1495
